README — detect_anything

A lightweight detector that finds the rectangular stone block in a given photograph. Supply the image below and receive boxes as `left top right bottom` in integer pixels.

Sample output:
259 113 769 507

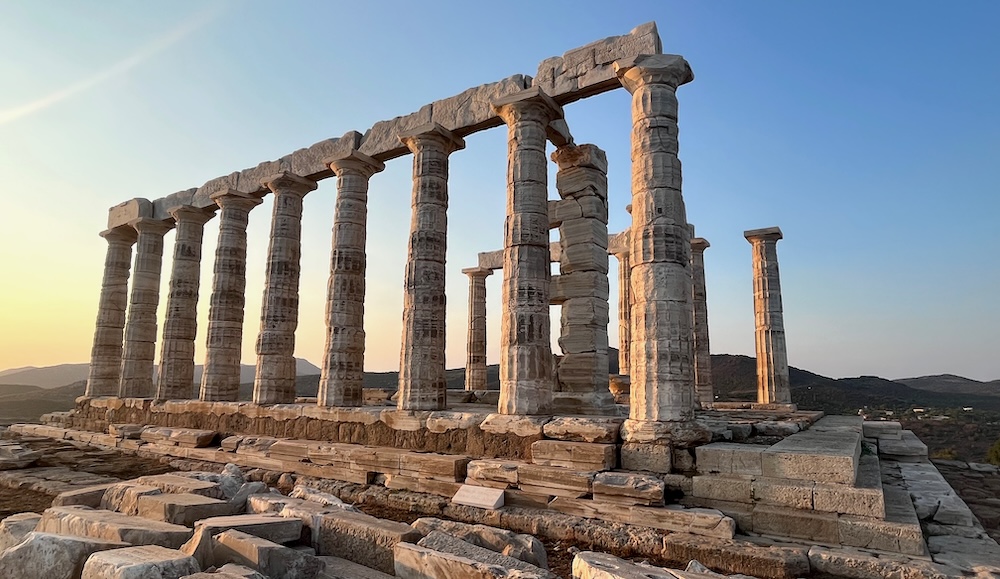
517 464 594 498
194 514 303 544
466 459 520 486
530 440 615 471
135 474 225 500
212 529 323 579
838 515 927 556
752 504 839 544
761 429 861 485
137 493 232 527
878 430 927 462
81 544 199 579
620 443 671 474
695 442 765 476
692 475 752 504
629 505 736 540
751 477 814 510
592 471 664 506
399 452 470 482
37 506 192 549
862 420 901 439
452 485 505 509
52 483 118 508
813 456 885 518
317 511 422 575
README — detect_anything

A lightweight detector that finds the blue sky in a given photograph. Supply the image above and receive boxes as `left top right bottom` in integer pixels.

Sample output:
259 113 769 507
0 1 997 381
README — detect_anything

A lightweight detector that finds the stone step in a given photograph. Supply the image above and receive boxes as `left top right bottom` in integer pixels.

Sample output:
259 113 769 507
395 542 546 579
878 430 928 462
550 497 735 539
140 426 217 448
36 506 193 549
760 422 862 485
135 474 225 499
529 439 616 471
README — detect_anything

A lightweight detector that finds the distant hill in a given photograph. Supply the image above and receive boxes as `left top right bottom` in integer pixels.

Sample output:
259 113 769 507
0 359 321 390
897 374 1000 397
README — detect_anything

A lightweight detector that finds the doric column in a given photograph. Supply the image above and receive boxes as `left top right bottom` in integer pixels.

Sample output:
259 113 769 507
317 152 385 407
119 218 173 398
690 233 713 406
551 144 614 414
85 227 137 397
200 190 262 402
252 172 317 405
615 54 697 424
745 227 790 404
613 248 631 376
492 87 562 415
396 123 465 411
463 267 493 392
155 205 215 400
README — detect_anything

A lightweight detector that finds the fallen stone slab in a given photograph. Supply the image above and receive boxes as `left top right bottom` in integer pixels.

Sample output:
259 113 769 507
807 545 961 579
136 474 225 499
0 531 129 579
530 440 616 471
317 510 422 574
101 482 163 515
318 555 393 579
108 424 147 439
592 471 665 506
412 517 547 568
395 542 548 579
137 493 233 527
37 506 193 549
541 417 622 444
193 514 303 544
289 485 357 511
453 484 505 509
212 529 322 579
0 512 41 551
570 551 690 578
81 544 200 579
467 459 520 488
518 464 595 498
417 531 556 577
53 483 119 508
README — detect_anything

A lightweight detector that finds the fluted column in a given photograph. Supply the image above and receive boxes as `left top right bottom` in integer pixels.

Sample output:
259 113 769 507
615 53 697 426
253 172 317 405
395 124 465 411
318 152 385 407
745 227 790 404
690 233 713 406
155 205 215 400
463 267 493 392
200 190 262 402
119 218 173 398
613 249 631 376
86 227 137 397
492 87 562 415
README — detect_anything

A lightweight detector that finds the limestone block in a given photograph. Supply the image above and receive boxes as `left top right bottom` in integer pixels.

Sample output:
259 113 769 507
107 198 154 229
518 464 594 498
399 453 471 482
359 105 432 161
37 506 192 549
542 417 622 444
530 440 615 471
551 271 610 304
695 443 765 476
101 483 163 516
193 515 302 545
629 506 735 539
814 481 885 519
289 133 357 180
752 504 839 544
480 414 551 438
317 510 422 574
81 545 200 579
620 443 671 474
417 531 556 577
692 475 752 504
661 474 693 495
108 424 147 439
751 477 813 510
212 529 322 579
395 542 543 579
0 512 41 551
411 517 547 568
169 428 217 448
0 532 129 579
317 556 393 579
592 472 664 506
467 459 520 487
452 485 505 510
760 429 861 485
838 515 927 556
570 551 681 579
135 474 225 500
503 490 552 510
137 493 232 527
425 411 487 433
807 545 958 579
431 75 530 134
267 440 312 462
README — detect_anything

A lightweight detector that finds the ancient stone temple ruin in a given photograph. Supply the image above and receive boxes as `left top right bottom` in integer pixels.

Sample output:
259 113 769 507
3 22 997 579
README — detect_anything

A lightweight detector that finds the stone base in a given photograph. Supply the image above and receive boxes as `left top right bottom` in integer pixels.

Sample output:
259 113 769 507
550 392 620 417
621 419 712 448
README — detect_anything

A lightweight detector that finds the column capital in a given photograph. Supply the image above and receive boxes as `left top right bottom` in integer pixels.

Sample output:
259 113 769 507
261 171 317 196
691 237 710 251
128 217 173 236
100 226 138 245
461 266 494 279
614 53 694 93
551 143 608 173
399 122 465 155
168 204 216 225
210 188 264 210
744 226 783 244
326 151 385 179
491 86 563 125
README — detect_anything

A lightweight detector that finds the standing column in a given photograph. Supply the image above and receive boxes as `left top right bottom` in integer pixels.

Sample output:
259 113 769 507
253 172 317 405
615 54 697 424
318 152 385 407
119 218 173 398
613 249 631 376
744 227 790 404
397 123 465 411
86 227 137 397
155 205 215 400
690 233 713 406
492 87 562 415
200 190 262 402
463 267 493 392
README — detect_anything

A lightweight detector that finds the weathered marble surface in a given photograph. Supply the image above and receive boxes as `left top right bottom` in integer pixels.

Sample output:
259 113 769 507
744 227 790 404
86 228 137 397
463 268 493 391
690 233 713 406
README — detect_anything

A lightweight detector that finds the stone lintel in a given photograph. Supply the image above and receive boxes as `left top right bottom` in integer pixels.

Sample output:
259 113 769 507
691 237 710 251
260 171 318 195
491 86 563 120
744 226 783 242
107 198 153 230
398 122 466 153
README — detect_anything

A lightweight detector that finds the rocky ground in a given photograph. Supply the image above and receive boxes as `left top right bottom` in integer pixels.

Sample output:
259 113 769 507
933 459 1000 543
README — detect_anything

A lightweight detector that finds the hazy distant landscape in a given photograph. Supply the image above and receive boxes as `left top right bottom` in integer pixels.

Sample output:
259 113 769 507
2 353 998 462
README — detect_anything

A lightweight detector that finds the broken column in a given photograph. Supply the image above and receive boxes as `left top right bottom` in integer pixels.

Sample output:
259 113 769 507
156 205 215 400
492 87 563 415
690 230 713 407
199 190 262 402
85 227 138 397
615 53 709 470
252 172 317 405
551 144 614 414
317 152 385 407
463 267 493 392
744 226 790 404
396 124 465 411
119 218 173 398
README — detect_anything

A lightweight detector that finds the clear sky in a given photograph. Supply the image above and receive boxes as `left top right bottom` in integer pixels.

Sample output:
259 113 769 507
0 1 997 382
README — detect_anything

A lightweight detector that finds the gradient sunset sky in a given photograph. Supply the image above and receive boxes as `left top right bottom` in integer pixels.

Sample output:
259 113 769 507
0 1 997 381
